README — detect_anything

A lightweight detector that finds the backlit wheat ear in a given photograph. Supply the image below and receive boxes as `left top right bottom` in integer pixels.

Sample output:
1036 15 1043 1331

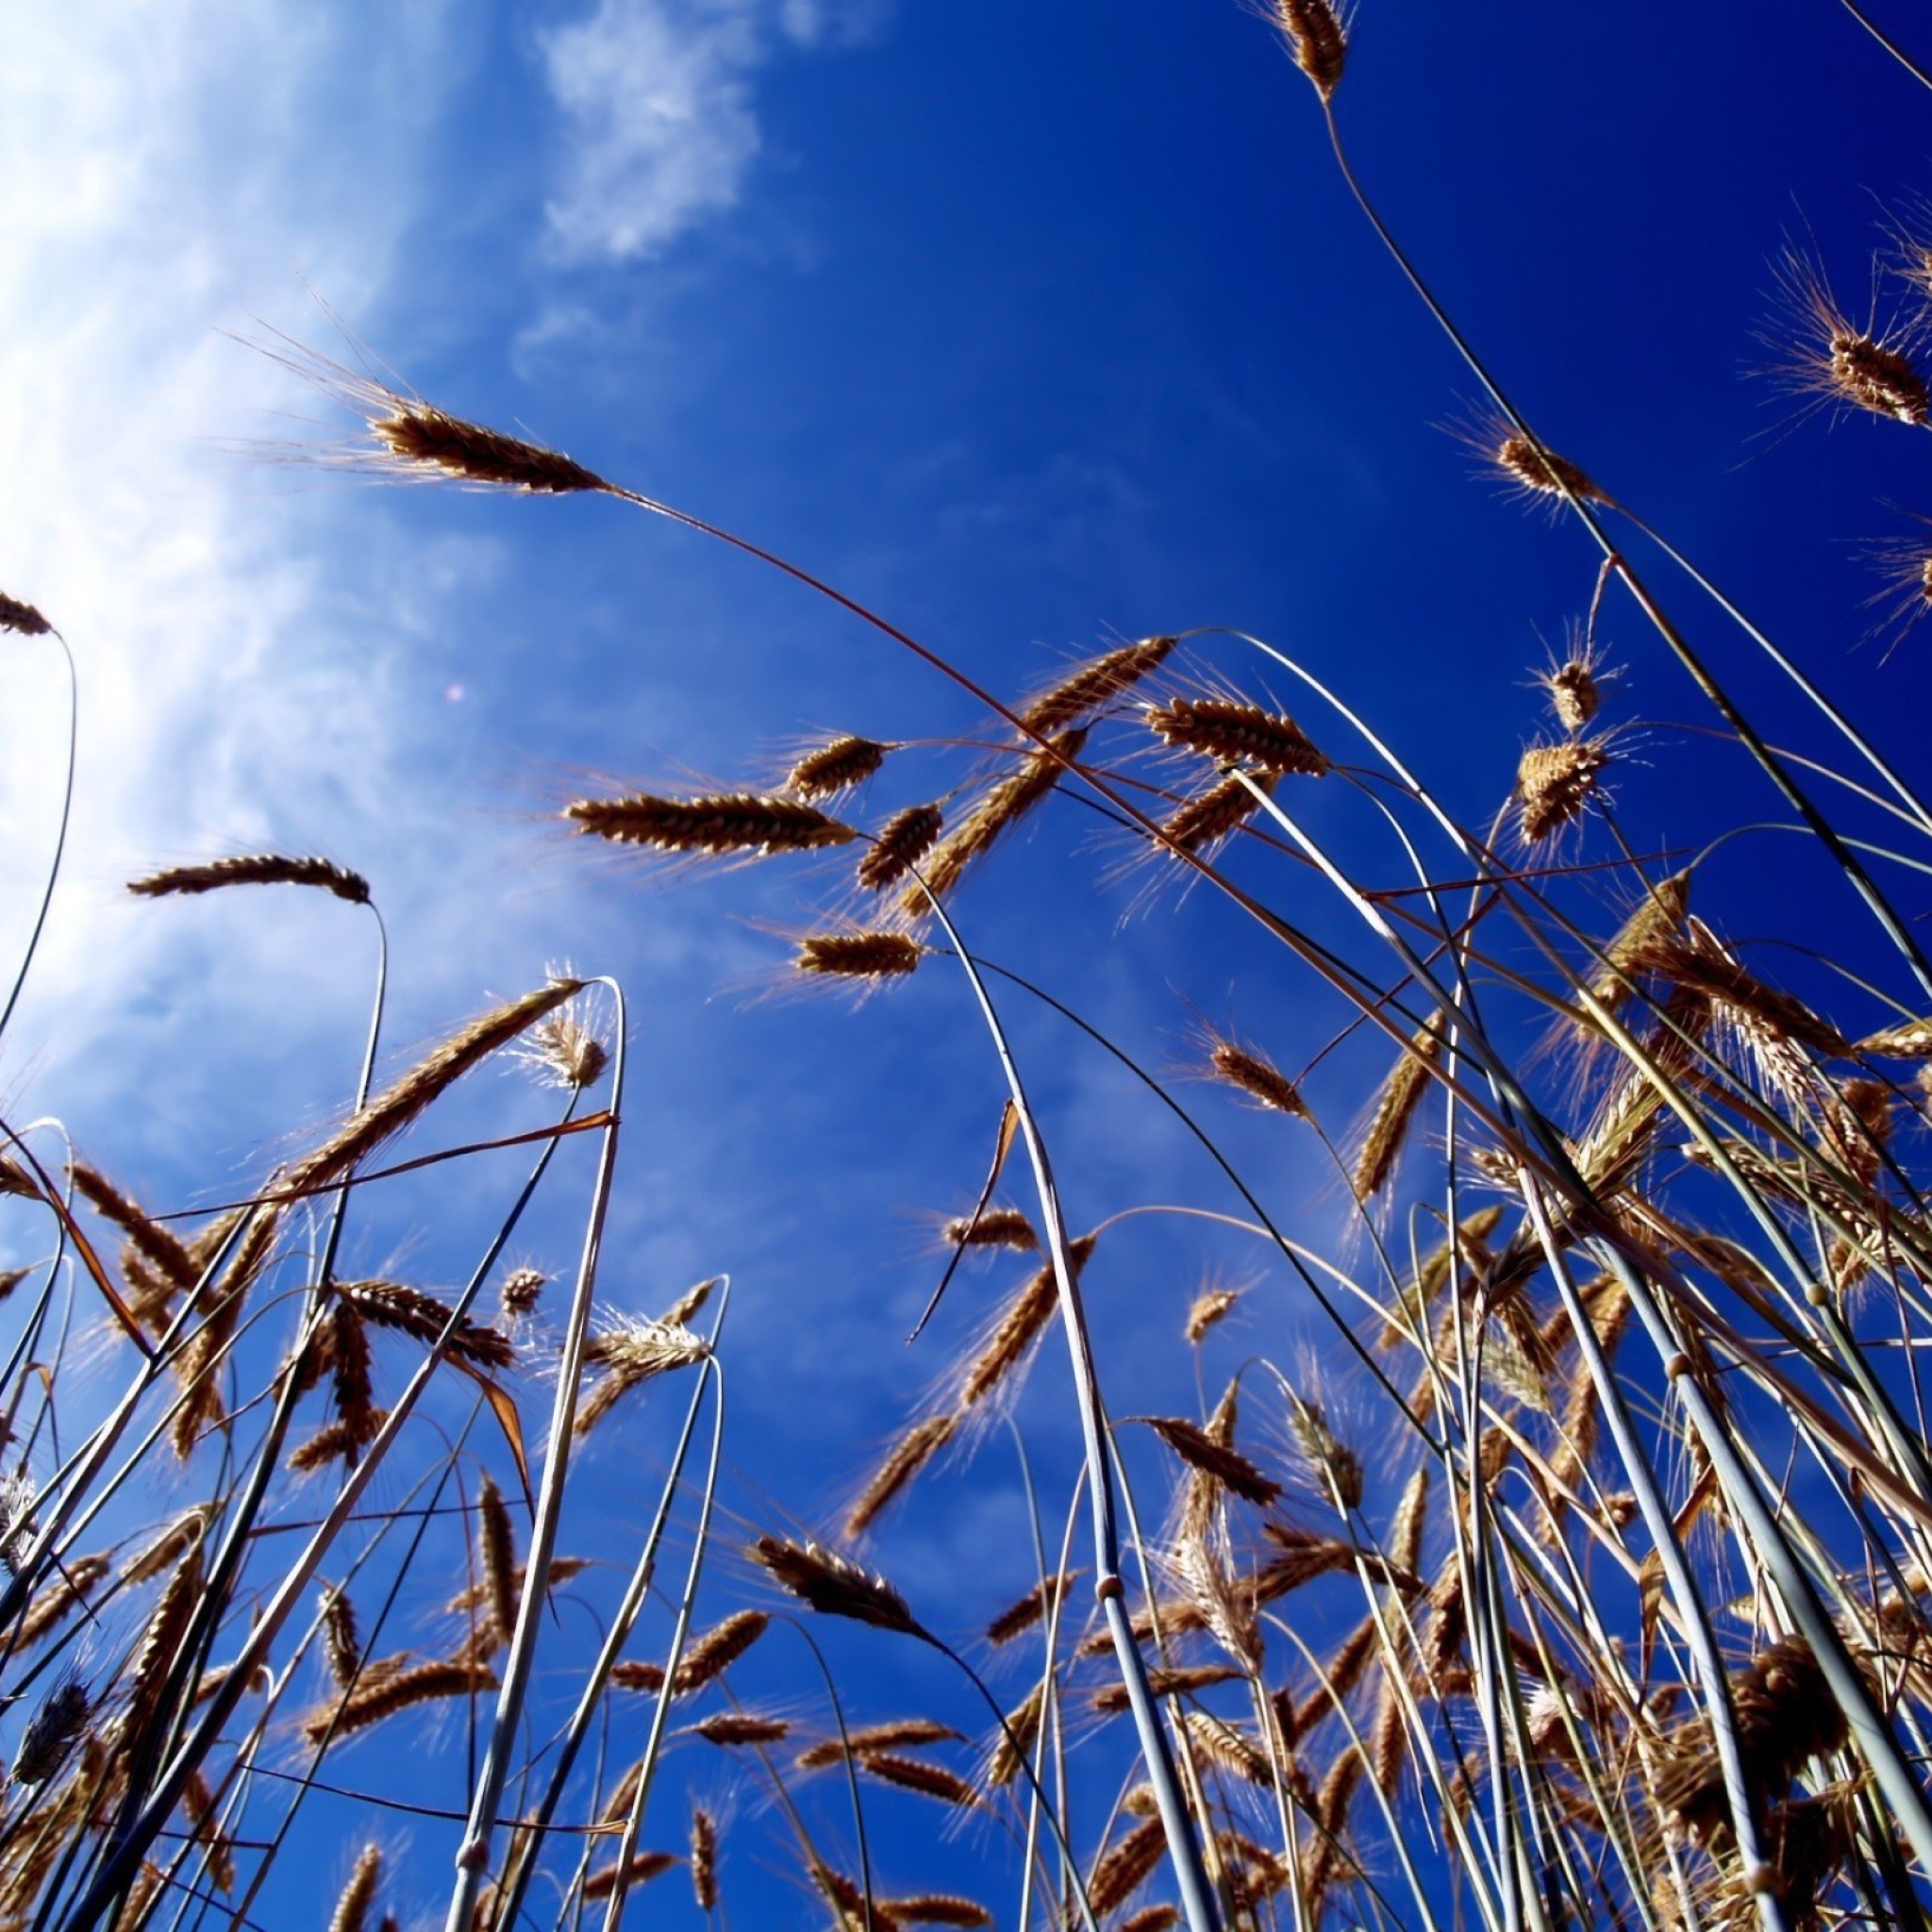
674 1609 770 1692
1857 1014 1932 1058
329 1846 383 1932
498 1265 547 1316
1184 1284 1241 1342
121 1535 204 1741
306 1658 499 1743
1120 1908 1181 1932
750 1535 927 1637
522 1007 609 1090
797 1718 964 1769
0 591 52 635
1774 249 1930 425
1183 1709 1272 1788
1144 696 1330 774
476 1474 517 1647
1287 1391 1364 1508
128 854 371 904
1093 1663 1242 1715
1271 0 1347 99
1629 915 1848 1056
785 733 894 799
291 1413 391 1473
1353 1011 1441 1200
71 1162 199 1295
14 1675 91 1786
1585 867 1691 1013
1515 734 1611 841
812 1861 904 1932
1159 770 1278 856
846 1413 958 1539
1660 1636 1851 1840
323 1301 379 1461
1016 634 1177 734
985 1570 1079 1646
1138 1415 1281 1506
958 1232 1098 1406
1090 1817 1169 1916
661 1274 721 1327
898 725 1090 916
580 1851 679 1899
321 1584 362 1688
367 397 607 491
986 1683 1044 1789
691 1712 791 1746
288 979 581 1197
567 790 857 856
794 930 924 979
879 1898 991 1929
941 1206 1037 1251
575 1314 710 1434
690 1807 719 1912
856 1750 979 1808
16 1552 110 1647
1205 1033 1307 1116
335 1279 513 1372
122 1506 208 1585
1540 656 1602 732
859 802 944 892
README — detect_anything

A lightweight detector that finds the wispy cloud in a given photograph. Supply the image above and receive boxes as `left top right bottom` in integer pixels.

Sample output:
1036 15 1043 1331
537 0 891 264
0 1 523 1168
539 0 765 263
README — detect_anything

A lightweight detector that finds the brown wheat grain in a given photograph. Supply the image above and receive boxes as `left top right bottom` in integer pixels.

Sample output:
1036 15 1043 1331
751 1536 925 1637
128 855 371 905
859 803 945 893
898 727 1089 916
336 1280 512 1372
580 1851 678 1899
985 1570 1079 1647
1354 1012 1441 1200
795 931 924 979
477 1474 517 1647
691 1712 791 1746
1144 696 1328 775
786 734 893 800
0 591 52 636
287 980 580 1199
1184 1285 1241 1342
566 791 856 856
798 1719 964 1770
846 1414 958 1539
1158 771 1278 857
329 1846 382 1932
1017 636 1177 734
1141 1415 1281 1506
958 1232 1098 1407
691 1806 719 1911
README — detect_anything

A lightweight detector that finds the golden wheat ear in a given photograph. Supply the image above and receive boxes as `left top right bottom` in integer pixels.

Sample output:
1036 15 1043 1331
565 791 856 855
0 591 51 634
128 854 371 903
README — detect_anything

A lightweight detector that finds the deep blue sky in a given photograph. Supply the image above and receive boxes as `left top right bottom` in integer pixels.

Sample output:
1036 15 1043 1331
2 0 1930 1923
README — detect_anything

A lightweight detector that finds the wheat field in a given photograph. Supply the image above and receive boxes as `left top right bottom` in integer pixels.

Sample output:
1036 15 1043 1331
3 5 1932 1929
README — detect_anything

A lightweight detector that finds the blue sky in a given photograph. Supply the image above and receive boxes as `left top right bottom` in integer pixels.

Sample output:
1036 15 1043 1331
3 0 1932 1922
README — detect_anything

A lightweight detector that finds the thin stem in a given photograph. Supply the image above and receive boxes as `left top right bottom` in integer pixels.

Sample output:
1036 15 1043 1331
0 631 75 1044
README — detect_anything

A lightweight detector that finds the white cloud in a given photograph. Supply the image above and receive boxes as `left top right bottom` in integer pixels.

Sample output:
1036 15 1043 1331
539 0 764 263
0 1 478 1151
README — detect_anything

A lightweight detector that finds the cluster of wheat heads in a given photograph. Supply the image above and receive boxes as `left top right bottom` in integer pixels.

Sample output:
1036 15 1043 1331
7 5 1932 1931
